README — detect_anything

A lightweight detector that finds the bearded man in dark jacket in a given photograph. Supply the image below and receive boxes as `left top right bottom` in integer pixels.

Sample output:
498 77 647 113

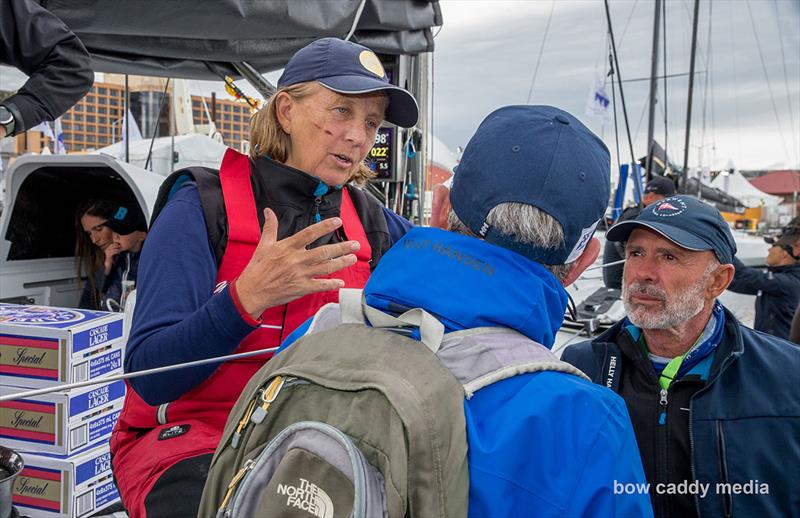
563 195 800 518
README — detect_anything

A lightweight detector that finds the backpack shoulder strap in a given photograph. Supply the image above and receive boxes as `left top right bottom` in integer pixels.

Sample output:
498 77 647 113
314 289 589 397
151 165 227 264
436 328 590 398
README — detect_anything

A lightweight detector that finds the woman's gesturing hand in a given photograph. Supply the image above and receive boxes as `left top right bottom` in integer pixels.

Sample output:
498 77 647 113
234 208 360 319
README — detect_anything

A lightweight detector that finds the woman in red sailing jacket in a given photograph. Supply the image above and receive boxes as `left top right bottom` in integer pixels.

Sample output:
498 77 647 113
110 37 418 518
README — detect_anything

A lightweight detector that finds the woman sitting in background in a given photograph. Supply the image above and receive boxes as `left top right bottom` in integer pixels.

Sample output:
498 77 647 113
76 200 117 309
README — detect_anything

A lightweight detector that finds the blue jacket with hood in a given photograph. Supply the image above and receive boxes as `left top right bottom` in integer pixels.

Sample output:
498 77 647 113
280 227 653 517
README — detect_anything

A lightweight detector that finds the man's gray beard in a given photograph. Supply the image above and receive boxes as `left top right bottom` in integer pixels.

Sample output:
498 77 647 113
623 279 707 330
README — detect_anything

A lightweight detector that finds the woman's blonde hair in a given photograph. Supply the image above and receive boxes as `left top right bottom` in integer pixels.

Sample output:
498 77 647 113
249 81 376 186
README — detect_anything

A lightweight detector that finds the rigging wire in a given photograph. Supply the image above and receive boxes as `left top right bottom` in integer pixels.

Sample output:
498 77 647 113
771 0 799 166
710 17 717 170
610 44 623 183
526 0 556 104
603 0 643 205
679 0 709 70
617 0 640 47
144 78 171 171
745 0 793 167
729 3 743 166
699 0 713 170
0 346 281 402
632 97 649 145
662 0 668 166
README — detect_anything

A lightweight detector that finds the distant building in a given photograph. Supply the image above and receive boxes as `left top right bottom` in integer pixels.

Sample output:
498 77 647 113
750 170 800 223
10 75 253 156
190 95 251 150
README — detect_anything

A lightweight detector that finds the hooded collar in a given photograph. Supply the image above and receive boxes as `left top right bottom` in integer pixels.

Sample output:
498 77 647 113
363 227 569 348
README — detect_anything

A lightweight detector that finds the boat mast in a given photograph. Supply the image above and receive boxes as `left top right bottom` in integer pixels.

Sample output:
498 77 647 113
603 0 644 207
645 0 662 182
682 0 701 194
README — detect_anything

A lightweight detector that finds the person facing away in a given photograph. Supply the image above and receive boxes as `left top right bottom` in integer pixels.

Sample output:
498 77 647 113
279 105 653 517
726 231 800 340
99 205 148 312
110 37 417 518
0 0 93 139
563 195 800 518
603 175 676 289
76 200 118 310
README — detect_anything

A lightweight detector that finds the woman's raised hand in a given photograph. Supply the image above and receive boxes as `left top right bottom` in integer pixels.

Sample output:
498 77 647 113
234 208 360 319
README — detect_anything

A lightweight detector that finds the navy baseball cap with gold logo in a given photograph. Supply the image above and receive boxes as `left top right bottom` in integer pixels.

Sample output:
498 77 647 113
606 195 737 264
278 37 419 128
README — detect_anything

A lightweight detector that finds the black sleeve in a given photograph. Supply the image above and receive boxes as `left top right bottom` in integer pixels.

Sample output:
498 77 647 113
727 257 789 296
0 0 93 134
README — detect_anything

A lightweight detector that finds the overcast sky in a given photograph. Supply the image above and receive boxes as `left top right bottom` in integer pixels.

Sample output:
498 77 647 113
185 0 800 171
431 0 800 171
2 0 797 171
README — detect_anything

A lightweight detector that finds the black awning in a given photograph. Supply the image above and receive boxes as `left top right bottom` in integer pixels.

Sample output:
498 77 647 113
41 0 442 79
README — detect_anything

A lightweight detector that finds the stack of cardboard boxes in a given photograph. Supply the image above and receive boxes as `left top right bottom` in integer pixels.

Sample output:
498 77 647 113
0 304 126 517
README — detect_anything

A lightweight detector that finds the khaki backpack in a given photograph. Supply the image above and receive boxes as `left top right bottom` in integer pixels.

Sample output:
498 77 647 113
199 289 587 518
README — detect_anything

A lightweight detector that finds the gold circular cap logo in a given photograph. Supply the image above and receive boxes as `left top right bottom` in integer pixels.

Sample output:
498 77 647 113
359 51 385 78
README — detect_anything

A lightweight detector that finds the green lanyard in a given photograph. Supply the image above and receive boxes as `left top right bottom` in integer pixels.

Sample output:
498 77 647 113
658 354 686 390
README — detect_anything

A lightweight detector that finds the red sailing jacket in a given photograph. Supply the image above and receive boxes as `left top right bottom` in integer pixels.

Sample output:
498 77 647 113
110 149 372 517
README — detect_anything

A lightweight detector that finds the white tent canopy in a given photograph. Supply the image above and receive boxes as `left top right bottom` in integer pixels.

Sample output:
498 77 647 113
712 169 781 208
429 134 458 173
94 134 228 176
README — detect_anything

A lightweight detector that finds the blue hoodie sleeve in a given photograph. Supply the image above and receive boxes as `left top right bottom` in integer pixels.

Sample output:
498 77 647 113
125 184 258 405
564 397 654 517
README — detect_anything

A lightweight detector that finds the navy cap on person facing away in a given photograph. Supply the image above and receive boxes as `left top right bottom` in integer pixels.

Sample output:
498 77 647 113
104 205 147 236
278 37 419 128
450 105 611 265
606 195 737 265
644 175 676 197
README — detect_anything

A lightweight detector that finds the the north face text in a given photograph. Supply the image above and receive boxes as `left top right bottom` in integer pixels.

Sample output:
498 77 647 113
276 478 334 518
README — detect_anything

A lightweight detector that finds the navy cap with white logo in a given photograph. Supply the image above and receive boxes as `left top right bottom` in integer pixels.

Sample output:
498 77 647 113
104 205 147 236
278 37 419 128
450 105 611 265
606 195 737 264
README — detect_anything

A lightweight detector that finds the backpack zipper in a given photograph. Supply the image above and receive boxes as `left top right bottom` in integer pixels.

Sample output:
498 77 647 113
231 376 296 448
250 375 286 424
231 391 262 449
217 458 255 518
